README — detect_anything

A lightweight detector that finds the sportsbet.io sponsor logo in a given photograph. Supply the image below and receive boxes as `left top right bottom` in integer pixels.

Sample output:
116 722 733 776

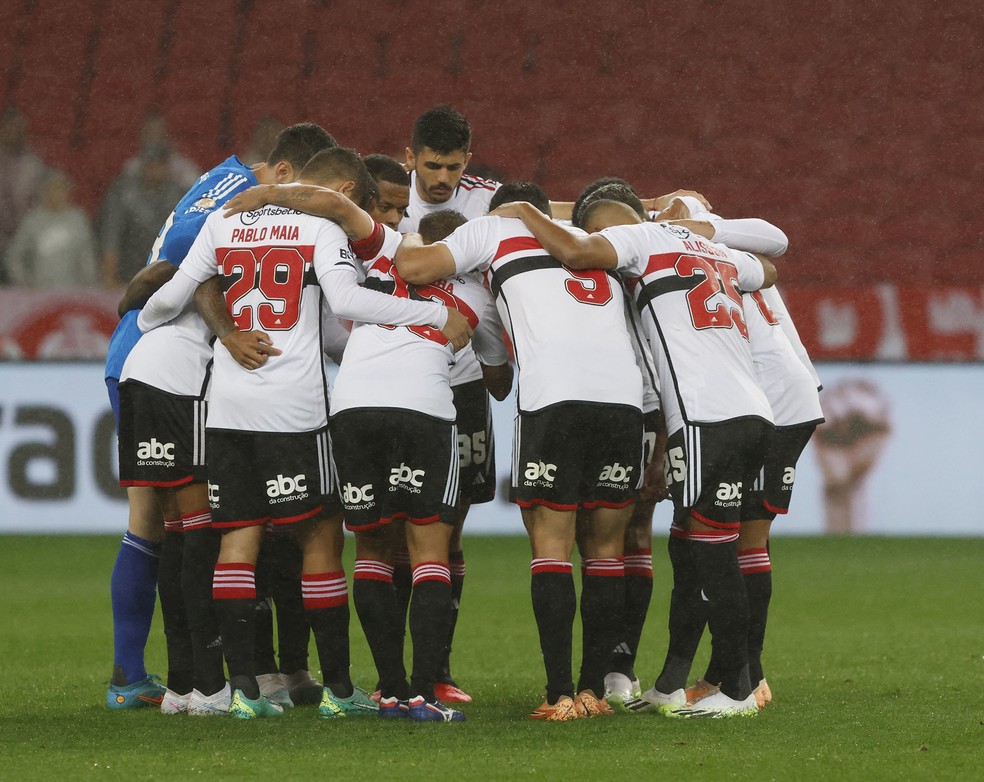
342 482 375 509
524 461 557 488
389 463 425 494
715 481 743 508
137 438 175 467
266 473 309 504
597 462 633 489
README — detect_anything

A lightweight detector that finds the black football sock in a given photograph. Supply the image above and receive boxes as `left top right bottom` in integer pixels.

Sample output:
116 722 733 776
610 548 654 678
212 562 258 699
159 522 193 694
654 533 707 694
531 559 576 704
408 564 452 702
738 546 773 685
266 533 309 675
690 533 750 700
438 549 466 684
302 571 352 698
181 524 226 695
577 558 625 698
353 560 409 700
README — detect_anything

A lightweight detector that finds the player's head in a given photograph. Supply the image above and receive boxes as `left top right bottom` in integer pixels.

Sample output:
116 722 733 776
571 176 637 227
365 153 410 231
265 122 337 183
418 209 467 245
577 184 647 232
406 104 472 205
489 181 552 218
580 199 644 232
299 147 373 209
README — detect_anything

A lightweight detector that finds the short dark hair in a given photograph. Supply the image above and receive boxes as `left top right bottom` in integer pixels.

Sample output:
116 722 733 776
299 147 373 210
571 176 637 227
488 181 552 218
364 153 410 187
411 105 471 155
418 210 467 245
580 198 644 230
266 122 337 171
574 183 646 228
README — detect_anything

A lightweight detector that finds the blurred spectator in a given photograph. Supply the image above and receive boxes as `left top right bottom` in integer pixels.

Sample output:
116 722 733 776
6 169 98 289
243 114 284 164
0 107 49 285
100 144 186 287
122 108 200 188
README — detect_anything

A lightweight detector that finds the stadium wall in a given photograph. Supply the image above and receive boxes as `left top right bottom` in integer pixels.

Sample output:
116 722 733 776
1 361 981 536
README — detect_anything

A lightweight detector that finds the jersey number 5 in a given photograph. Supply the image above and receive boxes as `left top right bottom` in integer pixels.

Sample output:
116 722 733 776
564 267 613 306
220 247 309 331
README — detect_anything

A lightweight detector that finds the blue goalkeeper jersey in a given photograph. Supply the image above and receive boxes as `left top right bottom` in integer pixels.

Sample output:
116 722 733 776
104 156 257 380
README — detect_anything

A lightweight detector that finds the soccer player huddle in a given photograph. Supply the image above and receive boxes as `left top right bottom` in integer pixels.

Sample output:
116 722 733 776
104 104 822 723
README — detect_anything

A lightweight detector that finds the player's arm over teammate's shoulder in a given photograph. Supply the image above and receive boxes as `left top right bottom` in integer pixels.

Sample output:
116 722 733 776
392 231 457 284
315 223 473 352
660 195 788 258
223 183 375 241
488 200 621 270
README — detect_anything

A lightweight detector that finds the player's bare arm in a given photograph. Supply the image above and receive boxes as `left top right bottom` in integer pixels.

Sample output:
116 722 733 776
646 189 711 213
194 277 282 371
757 253 778 287
393 232 457 284
223 185 374 241
480 362 514 401
440 309 474 353
117 260 178 317
488 201 619 270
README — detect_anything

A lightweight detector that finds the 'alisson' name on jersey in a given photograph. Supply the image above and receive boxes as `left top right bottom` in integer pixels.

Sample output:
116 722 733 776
231 225 301 243
682 238 728 259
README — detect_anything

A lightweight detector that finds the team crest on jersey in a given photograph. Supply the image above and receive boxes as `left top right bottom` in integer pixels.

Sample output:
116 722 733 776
660 222 691 240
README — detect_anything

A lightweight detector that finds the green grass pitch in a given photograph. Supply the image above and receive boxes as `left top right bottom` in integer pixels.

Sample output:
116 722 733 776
0 535 981 780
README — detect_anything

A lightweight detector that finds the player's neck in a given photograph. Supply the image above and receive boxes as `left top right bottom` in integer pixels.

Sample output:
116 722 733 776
252 163 276 185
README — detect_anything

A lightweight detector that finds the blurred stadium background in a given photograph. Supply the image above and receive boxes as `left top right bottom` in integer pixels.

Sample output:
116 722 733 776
1 0 982 534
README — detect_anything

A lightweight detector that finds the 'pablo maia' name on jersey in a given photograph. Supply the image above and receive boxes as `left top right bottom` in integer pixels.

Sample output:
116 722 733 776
231 225 300 243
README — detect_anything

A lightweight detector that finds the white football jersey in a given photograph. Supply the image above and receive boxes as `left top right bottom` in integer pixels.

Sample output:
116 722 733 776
120 306 212 397
600 221 773 434
744 288 824 427
759 285 821 389
331 225 502 420
442 216 643 413
689 206 821 391
173 204 447 433
351 223 491 386
399 171 500 233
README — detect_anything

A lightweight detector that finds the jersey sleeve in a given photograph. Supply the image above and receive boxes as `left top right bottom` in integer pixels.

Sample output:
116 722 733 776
706 216 788 257
315 222 448 329
157 171 255 268
441 217 497 274
598 223 652 277
137 269 203 332
177 211 222 283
